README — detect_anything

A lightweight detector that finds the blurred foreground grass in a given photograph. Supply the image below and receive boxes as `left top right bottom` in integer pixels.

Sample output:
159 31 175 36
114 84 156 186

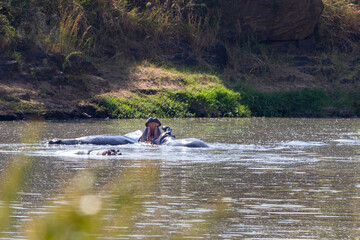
0 123 231 239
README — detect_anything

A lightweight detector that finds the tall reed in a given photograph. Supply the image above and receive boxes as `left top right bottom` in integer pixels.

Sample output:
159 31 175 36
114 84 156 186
0 13 17 50
0 122 41 238
45 2 92 55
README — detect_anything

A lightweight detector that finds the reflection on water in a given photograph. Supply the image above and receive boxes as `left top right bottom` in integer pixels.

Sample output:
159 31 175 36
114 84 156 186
0 118 360 239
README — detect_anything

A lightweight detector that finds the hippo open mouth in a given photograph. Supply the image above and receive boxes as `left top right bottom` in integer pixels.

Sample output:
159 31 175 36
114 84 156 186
139 117 162 143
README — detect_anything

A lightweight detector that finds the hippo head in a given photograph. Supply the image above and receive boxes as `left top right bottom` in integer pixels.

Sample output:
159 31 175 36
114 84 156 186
162 125 172 133
102 149 122 155
159 125 175 142
145 117 161 127
140 117 162 143
48 139 78 145
48 139 61 144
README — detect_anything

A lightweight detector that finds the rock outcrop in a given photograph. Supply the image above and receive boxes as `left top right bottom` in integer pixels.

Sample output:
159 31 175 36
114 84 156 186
220 0 324 42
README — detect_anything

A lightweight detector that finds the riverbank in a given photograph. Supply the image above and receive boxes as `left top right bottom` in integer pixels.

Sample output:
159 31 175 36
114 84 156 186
0 0 359 120
0 56 359 120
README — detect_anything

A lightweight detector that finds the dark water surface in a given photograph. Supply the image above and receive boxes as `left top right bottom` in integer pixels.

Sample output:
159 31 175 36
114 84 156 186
0 118 360 239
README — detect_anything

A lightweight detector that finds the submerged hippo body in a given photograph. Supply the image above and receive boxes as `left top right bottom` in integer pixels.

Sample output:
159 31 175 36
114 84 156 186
48 134 137 145
155 126 208 147
160 137 209 148
73 149 122 155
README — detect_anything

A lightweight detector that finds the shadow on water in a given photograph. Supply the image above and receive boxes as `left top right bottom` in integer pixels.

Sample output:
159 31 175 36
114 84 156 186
0 118 360 239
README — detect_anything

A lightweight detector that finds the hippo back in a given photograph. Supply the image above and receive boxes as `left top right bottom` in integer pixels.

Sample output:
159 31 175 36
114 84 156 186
77 135 137 145
162 137 209 148
49 135 137 145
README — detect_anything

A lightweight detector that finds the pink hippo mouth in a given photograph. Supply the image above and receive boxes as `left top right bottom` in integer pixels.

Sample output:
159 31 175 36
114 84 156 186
140 117 162 143
147 122 161 141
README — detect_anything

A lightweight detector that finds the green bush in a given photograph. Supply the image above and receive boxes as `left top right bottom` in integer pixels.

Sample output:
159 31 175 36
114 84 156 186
240 88 360 118
96 86 250 118
327 88 360 116
99 94 191 119
169 87 250 117
241 88 327 117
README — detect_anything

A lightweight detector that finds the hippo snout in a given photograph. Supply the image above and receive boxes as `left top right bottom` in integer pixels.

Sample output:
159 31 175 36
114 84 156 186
103 149 122 155
48 139 61 144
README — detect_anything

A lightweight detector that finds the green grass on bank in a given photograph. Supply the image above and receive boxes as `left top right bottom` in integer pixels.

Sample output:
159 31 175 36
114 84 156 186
241 88 360 118
94 86 251 118
94 85 360 118
241 89 327 118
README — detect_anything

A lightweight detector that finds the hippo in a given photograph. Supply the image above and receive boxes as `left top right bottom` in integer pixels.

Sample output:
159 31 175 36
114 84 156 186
48 117 209 148
48 134 137 145
138 118 209 148
153 126 209 148
73 149 122 155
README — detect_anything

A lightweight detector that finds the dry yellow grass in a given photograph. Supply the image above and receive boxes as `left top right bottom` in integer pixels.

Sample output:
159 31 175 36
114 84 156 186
319 0 360 51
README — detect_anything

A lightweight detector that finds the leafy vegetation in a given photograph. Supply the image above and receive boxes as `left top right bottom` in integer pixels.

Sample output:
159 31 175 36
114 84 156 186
326 88 360 116
240 88 360 117
0 159 228 239
95 86 250 118
241 88 327 117
44 5 92 55
0 12 16 49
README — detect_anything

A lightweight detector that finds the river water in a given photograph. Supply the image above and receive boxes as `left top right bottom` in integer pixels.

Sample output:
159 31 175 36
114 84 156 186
0 118 360 239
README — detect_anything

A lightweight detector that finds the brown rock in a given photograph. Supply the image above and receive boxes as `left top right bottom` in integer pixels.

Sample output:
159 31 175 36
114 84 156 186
220 0 324 42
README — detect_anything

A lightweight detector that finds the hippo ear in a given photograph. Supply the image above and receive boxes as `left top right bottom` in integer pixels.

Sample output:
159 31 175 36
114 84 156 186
145 117 152 126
